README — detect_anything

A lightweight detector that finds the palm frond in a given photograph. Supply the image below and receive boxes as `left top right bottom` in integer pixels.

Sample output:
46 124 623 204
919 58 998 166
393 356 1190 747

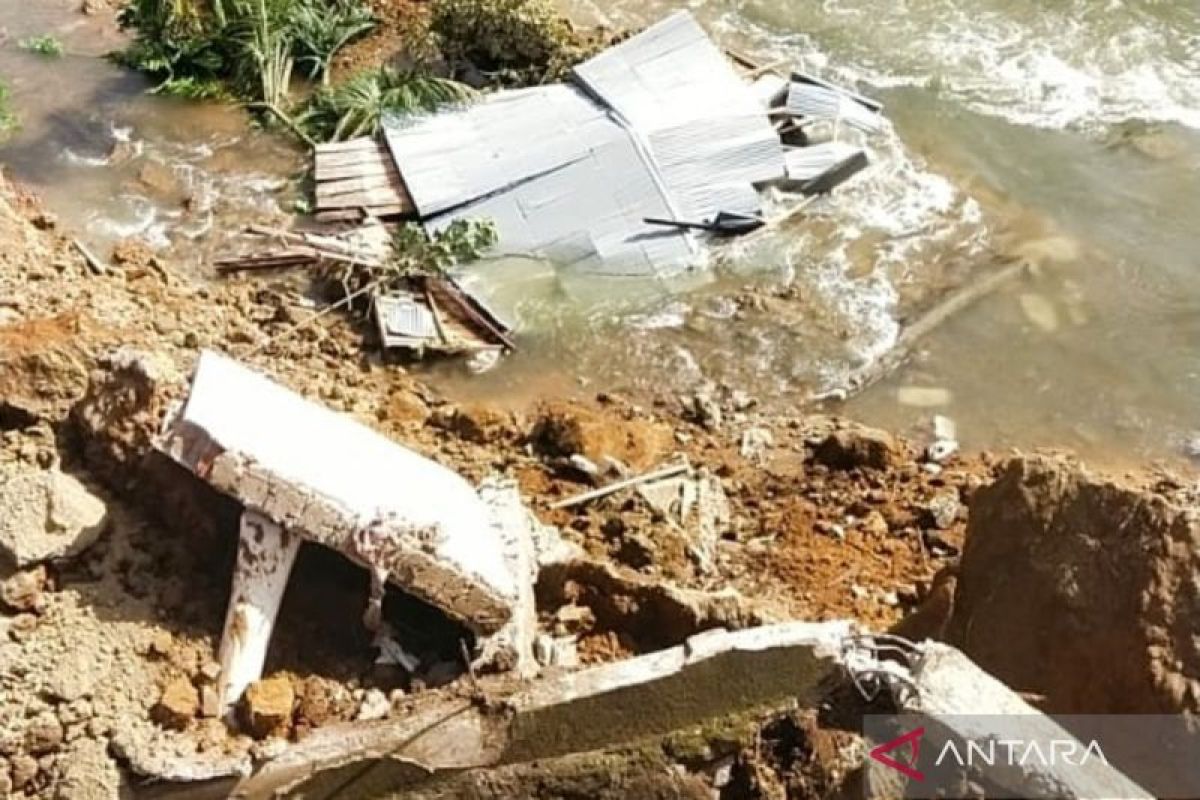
296 67 476 142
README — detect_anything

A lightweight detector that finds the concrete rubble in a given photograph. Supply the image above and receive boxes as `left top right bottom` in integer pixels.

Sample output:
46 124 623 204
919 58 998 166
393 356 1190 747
175 620 855 798
880 642 1153 800
157 351 527 709
0 468 108 568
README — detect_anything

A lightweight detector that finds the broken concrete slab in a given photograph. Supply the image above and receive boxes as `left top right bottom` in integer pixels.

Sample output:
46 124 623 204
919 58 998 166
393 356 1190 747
158 351 524 708
159 351 518 629
895 642 1153 800
636 469 731 572
215 620 853 798
0 469 108 569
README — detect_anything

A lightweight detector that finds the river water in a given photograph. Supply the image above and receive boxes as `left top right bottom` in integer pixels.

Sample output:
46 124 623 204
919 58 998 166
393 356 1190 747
2 0 1198 465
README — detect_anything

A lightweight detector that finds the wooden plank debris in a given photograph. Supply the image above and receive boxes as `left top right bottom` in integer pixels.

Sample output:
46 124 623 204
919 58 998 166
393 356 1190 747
313 136 415 223
214 224 386 274
375 276 515 356
549 462 691 510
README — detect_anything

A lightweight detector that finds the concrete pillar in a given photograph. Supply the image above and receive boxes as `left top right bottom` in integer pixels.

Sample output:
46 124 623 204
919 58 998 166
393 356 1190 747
217 510 301 713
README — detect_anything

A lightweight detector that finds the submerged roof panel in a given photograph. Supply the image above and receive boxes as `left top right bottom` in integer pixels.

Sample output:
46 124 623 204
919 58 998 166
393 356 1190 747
573 11 785 224
384 11 783 275
419 94 696 276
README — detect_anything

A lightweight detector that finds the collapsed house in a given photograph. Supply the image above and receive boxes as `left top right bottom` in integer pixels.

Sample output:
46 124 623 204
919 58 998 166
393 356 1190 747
219 12 885 362
141 352 1164 798
314 10 884 278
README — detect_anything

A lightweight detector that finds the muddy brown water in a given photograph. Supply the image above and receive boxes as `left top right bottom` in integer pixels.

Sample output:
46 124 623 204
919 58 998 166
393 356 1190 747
0 0 302 270
2 0 1199 468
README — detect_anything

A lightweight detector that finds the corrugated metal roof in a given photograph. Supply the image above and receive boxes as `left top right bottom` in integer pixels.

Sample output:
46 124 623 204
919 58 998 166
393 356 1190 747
409 86 696 277
574 11 786 223
381 11 786 276
785 82 886 135
784 142 862 180
383 86 612 218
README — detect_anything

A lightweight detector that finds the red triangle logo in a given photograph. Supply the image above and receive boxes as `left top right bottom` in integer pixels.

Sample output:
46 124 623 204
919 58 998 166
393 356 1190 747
869 726 926 781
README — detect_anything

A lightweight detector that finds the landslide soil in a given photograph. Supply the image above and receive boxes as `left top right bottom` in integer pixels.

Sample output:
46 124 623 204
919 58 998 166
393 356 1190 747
0 163 982 798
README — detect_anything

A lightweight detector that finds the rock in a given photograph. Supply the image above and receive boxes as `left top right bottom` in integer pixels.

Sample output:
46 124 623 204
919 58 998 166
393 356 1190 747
739 427 774 460
145 629 173 658
0 470 108 568
197 661 222 684
10 753 38 790
294 678 353 730
199 686 221 719
921 529 959 557
24 713 64 755
1 566 47 613
356 688 390 721
896 386 952 408
1019 292 1060 332
529 400 672 471
71 347 182 475
925 438 959 463
683 390 723 430
812 426 898 471
241 676 294 739
533 634 579 668
0 323 90 424
152 677 198 731
432 403 515 444
947 456 1200 714
924 491 962 529
0 761 10 796
860 511 889 537
52 737 125 800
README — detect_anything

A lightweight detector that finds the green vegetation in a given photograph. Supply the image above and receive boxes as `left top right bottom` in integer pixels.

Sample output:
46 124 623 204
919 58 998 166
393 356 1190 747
323 219 498 311
114 0 609 143
297 67 476 141
116 0 377 100
19 34 65 58
288 1 375 85
0 81 17 139
430 0 606 85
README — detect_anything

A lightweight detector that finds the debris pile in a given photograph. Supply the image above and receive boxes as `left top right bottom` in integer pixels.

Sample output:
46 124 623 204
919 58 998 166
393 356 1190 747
1 162 1196 799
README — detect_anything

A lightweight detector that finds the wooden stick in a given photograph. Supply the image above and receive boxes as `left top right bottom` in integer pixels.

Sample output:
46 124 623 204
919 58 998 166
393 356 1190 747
433 280 517 351
422 282 450 347
745 58 789 79
832 258 1030 399
549 462 691 510
72 238 107 276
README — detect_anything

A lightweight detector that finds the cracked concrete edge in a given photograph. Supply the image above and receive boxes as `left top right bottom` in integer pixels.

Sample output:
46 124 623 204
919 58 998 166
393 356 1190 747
148 620 856 799
474 477 541 676
903 642 1153 800
155 352 517 634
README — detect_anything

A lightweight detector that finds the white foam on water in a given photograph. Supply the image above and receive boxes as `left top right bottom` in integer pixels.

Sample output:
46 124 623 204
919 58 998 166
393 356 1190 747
61 148 111 167
725 0 1200 133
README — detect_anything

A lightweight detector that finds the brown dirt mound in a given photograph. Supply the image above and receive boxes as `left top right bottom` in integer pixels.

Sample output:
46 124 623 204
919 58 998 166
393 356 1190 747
947 454 1200 714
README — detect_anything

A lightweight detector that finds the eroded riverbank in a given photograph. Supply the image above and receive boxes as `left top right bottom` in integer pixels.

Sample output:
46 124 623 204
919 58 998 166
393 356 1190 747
2 0 1199 469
